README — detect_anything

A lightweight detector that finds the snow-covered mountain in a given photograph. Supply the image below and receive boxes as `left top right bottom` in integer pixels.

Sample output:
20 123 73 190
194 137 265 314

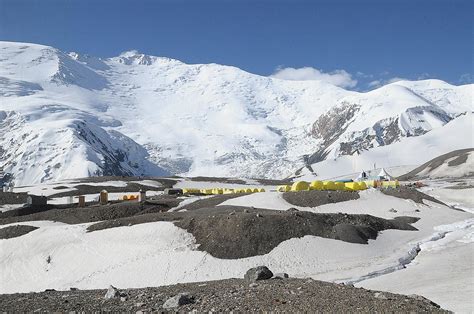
0 41 472 185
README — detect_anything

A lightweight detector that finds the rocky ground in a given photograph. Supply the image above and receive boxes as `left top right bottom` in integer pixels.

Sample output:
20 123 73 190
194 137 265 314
283 189 360 207
0 224 38 239
0 191 28 205
380 186 446 205
0 275 446 312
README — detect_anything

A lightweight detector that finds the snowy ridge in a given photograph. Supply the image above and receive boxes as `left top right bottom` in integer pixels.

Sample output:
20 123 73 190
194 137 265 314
0 41 472 185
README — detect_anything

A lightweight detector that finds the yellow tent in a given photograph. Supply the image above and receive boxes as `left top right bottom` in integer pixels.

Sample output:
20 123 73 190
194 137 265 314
364 180 376 187
291 181 309 191
344 182 360 191
335 182 346 190
258 188 266 192
358 182 368 190
323 181 336 190
277 185 291 192
309 181 324 190
212 188 224 195
245 188 253 193
382 180 399 188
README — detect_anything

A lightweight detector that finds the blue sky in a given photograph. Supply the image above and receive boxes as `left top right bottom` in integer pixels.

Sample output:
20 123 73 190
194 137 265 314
0 0 472 90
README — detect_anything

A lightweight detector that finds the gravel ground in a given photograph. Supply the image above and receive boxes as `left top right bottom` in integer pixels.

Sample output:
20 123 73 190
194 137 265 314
0 192 28 205
0 224 38 239
445 184 474 190
179 193 245 211
49 182 167 198
0 200 177 225
283 190 360 207
0 278 446 312
87 205 418 259
380 186 446 205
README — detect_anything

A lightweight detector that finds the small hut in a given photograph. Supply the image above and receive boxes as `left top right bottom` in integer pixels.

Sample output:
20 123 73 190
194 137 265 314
27 195 47 206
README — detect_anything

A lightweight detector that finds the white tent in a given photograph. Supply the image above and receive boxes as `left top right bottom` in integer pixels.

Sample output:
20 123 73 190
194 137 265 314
355 170 368 181
378 168 392 180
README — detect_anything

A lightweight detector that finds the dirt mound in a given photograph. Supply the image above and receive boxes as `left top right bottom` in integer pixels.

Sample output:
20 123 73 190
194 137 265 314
49 182 168 198
380 186 445 205
0 199 180 226
283 190 360 207
0 278 446 312
87 206 418 259
179 194 245 211
0 204 65 219
0 225 38 239
0 192 28 205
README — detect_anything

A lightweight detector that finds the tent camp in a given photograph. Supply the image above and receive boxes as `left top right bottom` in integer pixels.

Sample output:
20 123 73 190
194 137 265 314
355 170 368 182
377 168 393 181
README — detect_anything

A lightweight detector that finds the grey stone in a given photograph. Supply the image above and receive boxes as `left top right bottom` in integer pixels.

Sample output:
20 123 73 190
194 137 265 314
273 273 289 279
104 285 120 299
244 266 273 281
374 292 388 300
162 292 194 309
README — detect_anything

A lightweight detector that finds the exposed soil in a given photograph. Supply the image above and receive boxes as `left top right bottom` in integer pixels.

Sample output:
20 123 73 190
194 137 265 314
87 205 418 259
179 193 245 211
0 224 38 239
283 190 360 207
0 278 446 312
0 200 178 226
380 186 446 205
255 178 294 185
445 184 474 190
49 182 168 198
0 192 28 205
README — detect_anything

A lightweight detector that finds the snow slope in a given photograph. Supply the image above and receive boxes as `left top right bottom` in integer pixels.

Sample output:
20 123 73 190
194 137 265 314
0 41 472 185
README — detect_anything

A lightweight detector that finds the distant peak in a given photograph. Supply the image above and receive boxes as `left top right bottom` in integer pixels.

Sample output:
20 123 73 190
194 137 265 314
118 50 141 58
113 50 181 66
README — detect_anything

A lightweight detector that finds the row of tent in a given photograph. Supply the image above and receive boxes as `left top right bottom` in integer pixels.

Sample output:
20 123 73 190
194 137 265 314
183 187 266 195
277 180 400 192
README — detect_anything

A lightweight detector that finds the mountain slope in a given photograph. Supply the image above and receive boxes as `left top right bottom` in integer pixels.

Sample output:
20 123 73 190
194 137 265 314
0 41 472 185
397 148 474 180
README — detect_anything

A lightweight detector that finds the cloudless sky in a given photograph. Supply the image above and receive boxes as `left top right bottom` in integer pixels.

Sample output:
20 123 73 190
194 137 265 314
0 0 472 89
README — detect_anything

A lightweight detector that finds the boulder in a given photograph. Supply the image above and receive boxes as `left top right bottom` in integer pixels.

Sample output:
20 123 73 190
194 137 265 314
244 266 273 281
104 285 120 299
162 292 194 309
